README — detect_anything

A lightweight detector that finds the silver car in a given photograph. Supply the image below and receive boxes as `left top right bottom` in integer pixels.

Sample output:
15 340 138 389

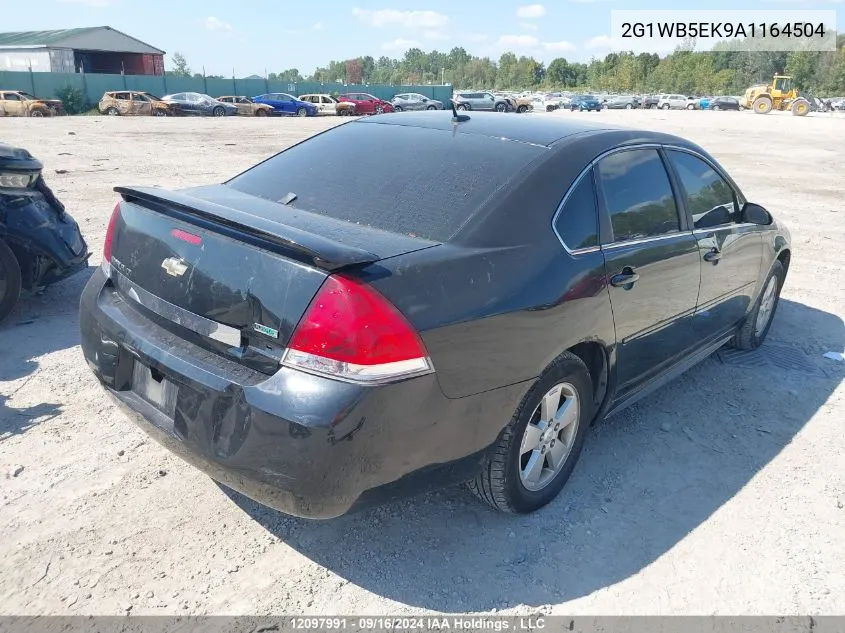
391 93 443 112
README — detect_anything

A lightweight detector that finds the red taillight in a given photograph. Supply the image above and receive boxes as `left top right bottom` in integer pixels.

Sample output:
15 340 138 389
101 201 121 274
283 274 432 383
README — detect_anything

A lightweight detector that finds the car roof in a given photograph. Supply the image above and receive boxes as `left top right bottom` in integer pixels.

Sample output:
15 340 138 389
355 110 696 150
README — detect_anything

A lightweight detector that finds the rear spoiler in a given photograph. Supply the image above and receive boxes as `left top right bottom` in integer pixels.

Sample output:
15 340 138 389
114 186 380 271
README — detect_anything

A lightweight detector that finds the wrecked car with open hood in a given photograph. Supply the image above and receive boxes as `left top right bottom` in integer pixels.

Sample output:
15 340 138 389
0 144 90 322
0 90 65 117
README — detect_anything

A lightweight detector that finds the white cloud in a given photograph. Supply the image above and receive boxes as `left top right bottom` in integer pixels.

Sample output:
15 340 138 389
516 4 546 18
498 34 540 48
352 8 449 29
312 22 323 30
544 40 577 52
423 30 448 40
381 38 422 51
57 0 112 5
204 16 232 31
520 22 538 31
585 34 621 49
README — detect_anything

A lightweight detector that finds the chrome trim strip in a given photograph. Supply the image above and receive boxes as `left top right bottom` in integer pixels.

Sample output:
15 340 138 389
113 270 242 348
601 231 686 250
692 222 757 235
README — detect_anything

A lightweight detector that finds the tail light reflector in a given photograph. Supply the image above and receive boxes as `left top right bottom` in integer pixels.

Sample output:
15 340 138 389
282 274 433 383
101 201 121 276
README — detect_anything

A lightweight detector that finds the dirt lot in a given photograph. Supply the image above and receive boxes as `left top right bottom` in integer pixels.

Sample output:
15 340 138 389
1 110 843 616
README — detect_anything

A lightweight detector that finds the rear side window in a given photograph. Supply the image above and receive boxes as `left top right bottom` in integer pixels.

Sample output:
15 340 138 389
554 171 599 251
226 121 545 242
596 149 680 243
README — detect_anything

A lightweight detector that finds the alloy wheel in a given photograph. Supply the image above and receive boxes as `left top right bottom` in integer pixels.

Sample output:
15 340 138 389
518 382 580 492
755 276 778 336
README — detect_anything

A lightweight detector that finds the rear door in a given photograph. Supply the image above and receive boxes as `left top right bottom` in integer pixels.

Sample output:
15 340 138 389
664 148 764 340
595 148 701 394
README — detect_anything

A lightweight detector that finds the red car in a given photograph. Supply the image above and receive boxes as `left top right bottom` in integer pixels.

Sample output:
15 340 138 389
339 93 394 115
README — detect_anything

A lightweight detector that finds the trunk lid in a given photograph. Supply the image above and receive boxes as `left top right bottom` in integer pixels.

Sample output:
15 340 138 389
109 185 436 374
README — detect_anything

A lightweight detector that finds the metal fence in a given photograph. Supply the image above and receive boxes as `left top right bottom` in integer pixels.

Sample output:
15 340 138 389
0 70 452 108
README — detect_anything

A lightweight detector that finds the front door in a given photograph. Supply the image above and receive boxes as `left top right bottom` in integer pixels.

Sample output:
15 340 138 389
1 93 25 116
596 148 702 393
131 93 152 116
664 149 764 340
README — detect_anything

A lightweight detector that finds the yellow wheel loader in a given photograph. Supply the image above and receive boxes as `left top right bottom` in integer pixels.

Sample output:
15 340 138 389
742 75 811 117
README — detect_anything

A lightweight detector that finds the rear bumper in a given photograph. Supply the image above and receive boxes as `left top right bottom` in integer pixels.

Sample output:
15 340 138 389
79 267 525 518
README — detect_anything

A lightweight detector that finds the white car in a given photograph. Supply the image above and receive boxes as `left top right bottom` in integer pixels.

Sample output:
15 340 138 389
298 94 341 115
658 94 697 110
530 94 560 112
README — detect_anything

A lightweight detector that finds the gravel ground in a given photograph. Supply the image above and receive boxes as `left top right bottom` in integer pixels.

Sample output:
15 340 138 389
1 110 843 616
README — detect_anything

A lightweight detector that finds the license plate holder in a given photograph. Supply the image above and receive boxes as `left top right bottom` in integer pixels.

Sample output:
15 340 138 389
131 361 178 418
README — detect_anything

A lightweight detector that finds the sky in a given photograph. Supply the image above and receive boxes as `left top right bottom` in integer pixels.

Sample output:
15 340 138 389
3 0 844 77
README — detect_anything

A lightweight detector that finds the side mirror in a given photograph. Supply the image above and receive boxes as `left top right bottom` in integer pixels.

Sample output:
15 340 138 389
741 202 773 226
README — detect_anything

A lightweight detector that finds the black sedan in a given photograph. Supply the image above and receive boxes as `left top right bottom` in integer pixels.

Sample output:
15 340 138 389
710 96 741 111
160 92 239 117
79 112 791 519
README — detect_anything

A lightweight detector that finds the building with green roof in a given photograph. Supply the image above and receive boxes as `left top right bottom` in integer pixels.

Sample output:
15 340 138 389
0 26 165 75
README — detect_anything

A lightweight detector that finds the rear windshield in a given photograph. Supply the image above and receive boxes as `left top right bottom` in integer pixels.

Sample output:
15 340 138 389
226 120 545 242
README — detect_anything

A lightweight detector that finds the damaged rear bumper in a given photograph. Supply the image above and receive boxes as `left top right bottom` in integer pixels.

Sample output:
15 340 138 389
79 267 524 519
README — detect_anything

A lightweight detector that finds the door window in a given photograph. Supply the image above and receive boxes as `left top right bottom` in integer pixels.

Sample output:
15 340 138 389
667 150 739 229
3 93 21 101
554 171 599 251
596 149 680 243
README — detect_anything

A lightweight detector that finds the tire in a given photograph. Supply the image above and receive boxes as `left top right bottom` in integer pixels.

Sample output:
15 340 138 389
29 109 46 118
791 100 810 117
0 240 23 324
212 106 225 117
687 103 695 110
375 105 384 114
517 105 528 114
753 97 773 114
729 261 785 351
468 352 593 514
393 105 403 112
625 103 633 109
713 105 721 111
296 107 307 117
154 109 167 117
426 105 437 110
256 108 268 117
495 103 507 112
661 103 670 110
106 107 120 116
456 103 468 111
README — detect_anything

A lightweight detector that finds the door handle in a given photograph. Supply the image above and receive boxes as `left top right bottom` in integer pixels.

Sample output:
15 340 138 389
704 248 722 263
610 268 640 288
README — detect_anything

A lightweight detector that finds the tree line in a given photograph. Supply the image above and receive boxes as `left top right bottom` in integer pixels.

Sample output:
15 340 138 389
170 33 845 96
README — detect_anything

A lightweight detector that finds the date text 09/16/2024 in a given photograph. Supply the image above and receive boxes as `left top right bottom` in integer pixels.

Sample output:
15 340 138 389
290 616 548 631
620 22 827 40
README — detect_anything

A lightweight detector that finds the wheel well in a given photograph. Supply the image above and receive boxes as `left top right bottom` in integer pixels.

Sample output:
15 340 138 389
568 342 608 415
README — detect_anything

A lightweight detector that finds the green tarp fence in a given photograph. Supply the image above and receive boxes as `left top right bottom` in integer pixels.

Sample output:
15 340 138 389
0 70 453 109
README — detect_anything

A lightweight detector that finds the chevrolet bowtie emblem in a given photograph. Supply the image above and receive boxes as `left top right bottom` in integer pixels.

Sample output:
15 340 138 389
161 257 188 277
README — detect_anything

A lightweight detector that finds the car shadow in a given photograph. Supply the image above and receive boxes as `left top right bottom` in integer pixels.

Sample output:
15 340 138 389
223 297 842 611
0 264 93 439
